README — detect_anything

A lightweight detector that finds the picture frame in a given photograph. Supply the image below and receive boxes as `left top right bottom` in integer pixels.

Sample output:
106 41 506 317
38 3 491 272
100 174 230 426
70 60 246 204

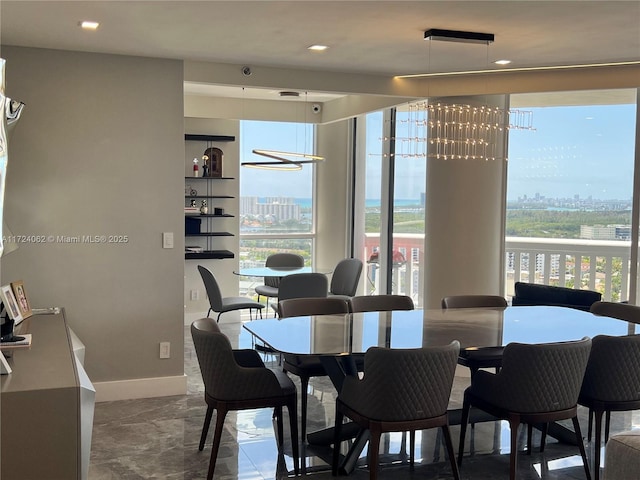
10 280 32 320
0 284 22 324
203 147 223 178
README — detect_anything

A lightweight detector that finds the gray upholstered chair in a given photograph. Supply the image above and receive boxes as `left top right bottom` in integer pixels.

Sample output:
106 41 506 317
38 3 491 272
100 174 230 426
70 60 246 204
590 301 640 324
271 272 328 315
278 297 349 319
254 253 304 316
197 265 264 322
458 337 592 480
441 294 508 378
332 341 461 480
441 294 507 309
190 318 299 480
277 296 349 442
328 258 363 302
349 294 414 313
578 334 640 480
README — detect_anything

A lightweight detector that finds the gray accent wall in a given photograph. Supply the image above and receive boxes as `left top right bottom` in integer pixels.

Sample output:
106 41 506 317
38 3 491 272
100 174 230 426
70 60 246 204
1 46 185 384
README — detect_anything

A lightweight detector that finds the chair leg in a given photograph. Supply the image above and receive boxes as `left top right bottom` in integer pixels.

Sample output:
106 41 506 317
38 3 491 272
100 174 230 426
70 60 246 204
199 405 214 451
540 423 548 452
332 408 344 476
368 427 381 480
605 410 611 443
509 418 521 480
274 406 284 447
208 406 228 480
593 410 604 480
300 375 310 442
588 408 594 441
458 395 471 466
572 416 591 480
527 424 533 455
287 398 300 476
409 430 415 468
442 425 461 480
216 312 222 323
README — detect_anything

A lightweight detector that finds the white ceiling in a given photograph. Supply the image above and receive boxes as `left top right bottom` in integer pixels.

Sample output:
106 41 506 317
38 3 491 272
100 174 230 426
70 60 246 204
1 1 639 102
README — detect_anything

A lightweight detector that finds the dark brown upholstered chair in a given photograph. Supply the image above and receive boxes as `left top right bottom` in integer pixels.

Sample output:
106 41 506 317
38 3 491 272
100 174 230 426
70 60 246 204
190 318 299 480
197 265 264 322
458 337 592 480
255 253 304 316
349 294 414 313
277 296 350 442
511 281 601 311
441 294 508 309
328 258 363 302
578 334 640 480
590 301 640 324
332 341 461 480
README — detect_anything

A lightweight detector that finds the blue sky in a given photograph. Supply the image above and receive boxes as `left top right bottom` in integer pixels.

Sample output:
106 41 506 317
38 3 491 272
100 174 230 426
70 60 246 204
239 100 638 202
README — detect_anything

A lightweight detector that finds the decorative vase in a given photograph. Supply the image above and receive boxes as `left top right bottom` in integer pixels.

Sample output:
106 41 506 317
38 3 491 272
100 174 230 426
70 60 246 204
200 200 208 215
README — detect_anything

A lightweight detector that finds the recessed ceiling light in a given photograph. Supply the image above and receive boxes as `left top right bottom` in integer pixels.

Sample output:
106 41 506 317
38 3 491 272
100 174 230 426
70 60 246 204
494 59 512 65
308 45 328 52
79 21 99 30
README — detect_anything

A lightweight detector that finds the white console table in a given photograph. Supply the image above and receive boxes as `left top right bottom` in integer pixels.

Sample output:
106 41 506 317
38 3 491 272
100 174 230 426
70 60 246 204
1 309 95 480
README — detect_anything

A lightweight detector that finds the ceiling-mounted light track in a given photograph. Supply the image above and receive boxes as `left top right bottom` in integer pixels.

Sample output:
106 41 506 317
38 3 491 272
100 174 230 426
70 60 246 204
424 28 494 45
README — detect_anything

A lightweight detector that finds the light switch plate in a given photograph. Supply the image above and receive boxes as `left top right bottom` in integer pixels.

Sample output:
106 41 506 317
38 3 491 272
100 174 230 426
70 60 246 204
162 232 174 249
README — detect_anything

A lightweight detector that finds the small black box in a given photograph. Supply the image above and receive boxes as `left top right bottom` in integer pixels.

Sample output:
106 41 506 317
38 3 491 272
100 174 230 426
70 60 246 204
185 217 201 234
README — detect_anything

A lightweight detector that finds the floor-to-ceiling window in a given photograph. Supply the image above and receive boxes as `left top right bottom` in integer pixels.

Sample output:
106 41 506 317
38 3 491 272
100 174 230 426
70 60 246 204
239 120 316 295
506 89 638 301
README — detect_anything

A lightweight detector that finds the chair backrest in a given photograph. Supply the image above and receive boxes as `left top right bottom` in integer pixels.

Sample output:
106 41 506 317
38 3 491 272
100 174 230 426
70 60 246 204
350 294 414 313
264 253 305 288
277 273 328 302
441 294 507 309
198 265 223 312
590 301 640 324
339 341 460 421
497 337 592 412
278 297 350 318
191 317 282 400
580 334 640 402
329 258 363 296
512 281 601 311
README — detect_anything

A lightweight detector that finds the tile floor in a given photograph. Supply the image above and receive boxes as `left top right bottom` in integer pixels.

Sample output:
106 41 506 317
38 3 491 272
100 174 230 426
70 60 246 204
88 319 632 479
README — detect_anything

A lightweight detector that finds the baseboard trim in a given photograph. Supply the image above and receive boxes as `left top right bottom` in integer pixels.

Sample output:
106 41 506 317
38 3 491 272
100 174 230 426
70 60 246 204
94 374 188 402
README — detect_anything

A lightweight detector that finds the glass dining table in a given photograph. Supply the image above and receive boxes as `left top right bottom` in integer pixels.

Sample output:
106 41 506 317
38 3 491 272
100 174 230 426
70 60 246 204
243 305 636 472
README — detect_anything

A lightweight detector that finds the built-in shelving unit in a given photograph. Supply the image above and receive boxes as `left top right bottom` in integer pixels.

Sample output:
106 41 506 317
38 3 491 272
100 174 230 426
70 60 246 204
184 131 237 261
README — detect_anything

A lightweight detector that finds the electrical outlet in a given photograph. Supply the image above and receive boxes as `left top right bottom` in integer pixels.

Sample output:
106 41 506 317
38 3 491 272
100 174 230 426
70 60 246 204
190 289 199 301
159 342 171 359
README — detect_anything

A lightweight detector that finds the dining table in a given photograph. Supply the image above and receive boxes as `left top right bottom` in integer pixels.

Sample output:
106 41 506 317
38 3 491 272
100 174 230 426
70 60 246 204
233 266 332 277
243 305 637 473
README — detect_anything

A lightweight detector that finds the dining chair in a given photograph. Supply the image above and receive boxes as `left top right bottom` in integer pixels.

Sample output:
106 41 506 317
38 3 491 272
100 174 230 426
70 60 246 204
441 294 507 309
332 341 461 480
441 294 508 378
255 253 304 317
272 272 328 314
590 301 640 324
277 296 349 442
190 318 299 480
328 258 363 302
578 334 640 480
349 294 414 313
197 265 264 322
458 337 592 480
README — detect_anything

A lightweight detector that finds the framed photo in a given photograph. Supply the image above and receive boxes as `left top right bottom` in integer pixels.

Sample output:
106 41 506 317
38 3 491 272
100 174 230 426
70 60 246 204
203 147 223 178
0 284 22 324
10 281 32 320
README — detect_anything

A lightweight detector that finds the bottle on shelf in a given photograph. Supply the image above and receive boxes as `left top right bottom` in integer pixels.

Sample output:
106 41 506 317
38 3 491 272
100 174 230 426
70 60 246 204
192 157 199 177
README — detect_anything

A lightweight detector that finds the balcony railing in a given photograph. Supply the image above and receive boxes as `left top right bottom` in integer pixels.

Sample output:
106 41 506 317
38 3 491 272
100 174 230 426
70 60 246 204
364 234 632 307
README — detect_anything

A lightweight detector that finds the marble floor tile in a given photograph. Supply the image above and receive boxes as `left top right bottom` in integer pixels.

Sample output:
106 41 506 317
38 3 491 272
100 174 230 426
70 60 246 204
88 320 634 479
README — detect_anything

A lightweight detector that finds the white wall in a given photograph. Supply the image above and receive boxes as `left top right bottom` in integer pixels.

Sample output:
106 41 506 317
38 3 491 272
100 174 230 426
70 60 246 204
1 47 185 398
